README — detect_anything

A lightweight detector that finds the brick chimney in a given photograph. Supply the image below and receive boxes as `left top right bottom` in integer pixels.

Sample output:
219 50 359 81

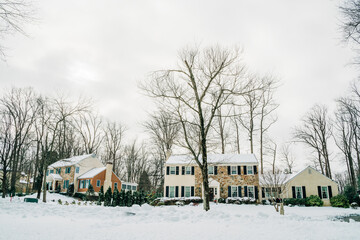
103 161 113 191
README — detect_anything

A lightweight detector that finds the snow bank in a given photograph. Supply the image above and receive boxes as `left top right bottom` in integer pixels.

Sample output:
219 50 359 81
0 195 359 240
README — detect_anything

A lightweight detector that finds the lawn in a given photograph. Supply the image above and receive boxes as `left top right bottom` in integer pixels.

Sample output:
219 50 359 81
0 193 359 240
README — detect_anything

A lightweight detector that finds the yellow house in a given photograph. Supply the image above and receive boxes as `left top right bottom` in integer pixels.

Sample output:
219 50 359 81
263 166 339 206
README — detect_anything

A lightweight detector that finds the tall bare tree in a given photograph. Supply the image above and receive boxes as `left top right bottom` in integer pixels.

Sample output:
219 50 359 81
141 45 248 211
294 105 332 178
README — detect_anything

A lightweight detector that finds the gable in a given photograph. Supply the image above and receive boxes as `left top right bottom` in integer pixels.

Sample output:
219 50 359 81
287 166 338 187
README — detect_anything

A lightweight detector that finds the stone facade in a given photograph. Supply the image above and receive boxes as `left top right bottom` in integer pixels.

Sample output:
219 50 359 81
194 165 259 198
58 166 75 192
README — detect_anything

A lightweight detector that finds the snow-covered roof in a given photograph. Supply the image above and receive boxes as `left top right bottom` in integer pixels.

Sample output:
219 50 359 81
166 154 258 165
78 167 106 179
122 182 138 186
48 174 63 181
49 153 95 168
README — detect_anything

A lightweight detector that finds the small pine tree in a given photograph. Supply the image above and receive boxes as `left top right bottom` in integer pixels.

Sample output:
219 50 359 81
125 190 133 207
119 190 126 206
67 184 74 196
133 191 139 205
87 184 95 199
104 187 112 207
112 188 119 206
99 186 105 202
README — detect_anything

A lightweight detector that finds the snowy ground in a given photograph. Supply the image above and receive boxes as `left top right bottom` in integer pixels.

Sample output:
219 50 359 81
0 193 360 240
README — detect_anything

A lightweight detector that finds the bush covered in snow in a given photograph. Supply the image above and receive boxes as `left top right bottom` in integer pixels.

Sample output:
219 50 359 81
150 197 203 206
305 195 323 207
226 197 256 204
330 194 350 208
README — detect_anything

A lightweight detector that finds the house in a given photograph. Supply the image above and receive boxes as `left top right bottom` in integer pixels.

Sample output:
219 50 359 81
260 166 339 206
46 153 137 195
164 154 260 201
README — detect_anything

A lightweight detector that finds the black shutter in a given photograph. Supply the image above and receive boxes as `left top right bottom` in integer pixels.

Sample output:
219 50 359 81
317 186 322 199
238 186 242 197
176 166 179 175
292 186 296 198
191 186 194 196
328 186 333 198
191 166 195 175
182 166 185 175
237 166 241 175
166 186 169 197
255 186 259 199
302 186 306 198
181 186 184 197
214 166 218 175
166 166 169 175
262 188 265 198
243 166 247 175
175 186 179 197
254 166 257 174
228 186 231 197
227 166 231 175
244 186 248 197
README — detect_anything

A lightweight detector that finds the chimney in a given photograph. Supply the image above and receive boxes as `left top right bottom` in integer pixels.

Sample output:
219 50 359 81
103 161 113 192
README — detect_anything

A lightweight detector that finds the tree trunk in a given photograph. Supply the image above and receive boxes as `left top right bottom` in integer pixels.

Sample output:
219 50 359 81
42 169 47 203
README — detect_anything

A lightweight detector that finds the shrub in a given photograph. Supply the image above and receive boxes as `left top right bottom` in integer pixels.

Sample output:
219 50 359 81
305 195 323 207
58 199 62 205
218 198 226 203
330 194 349 208
344 185 360 205
67 184 74 196
104 187 112 207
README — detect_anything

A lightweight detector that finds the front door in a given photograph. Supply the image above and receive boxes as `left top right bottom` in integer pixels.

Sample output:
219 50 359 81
209 188 214 201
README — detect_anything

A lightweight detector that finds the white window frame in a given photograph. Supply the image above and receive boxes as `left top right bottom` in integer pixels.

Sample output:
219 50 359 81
132 185 136 191
127 185 131 190
185 186 191 197
247 166 254 175
169 186 175 198
295 186 303 199
170 166 176 175
185 166 191 175
122 184 126 190
208 166 214 175
231 166 237 175
231 186 238 197
248 186 254 198
321 186 329 199
85 179 89 188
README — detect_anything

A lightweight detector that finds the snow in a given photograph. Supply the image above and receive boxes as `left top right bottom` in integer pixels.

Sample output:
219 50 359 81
47 173 63 181
1 193 359 240
167 154 258 165
78 167 106 179
48 153 94 168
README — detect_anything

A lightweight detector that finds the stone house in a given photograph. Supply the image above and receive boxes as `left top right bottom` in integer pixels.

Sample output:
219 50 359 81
46 153 137 195
260 166 339 206
164 154 260 201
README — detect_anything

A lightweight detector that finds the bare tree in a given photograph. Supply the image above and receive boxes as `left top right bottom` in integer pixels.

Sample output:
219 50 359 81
141 45 248 211
124 141 149 183
102 120 126 176
0 0 34 59
293 105 332 178
280 143 295 174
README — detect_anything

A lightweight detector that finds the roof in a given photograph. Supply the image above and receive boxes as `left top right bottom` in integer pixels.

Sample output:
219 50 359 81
49 153 95 168
48 174 63 181
285 166 338 184
78 167 106 179
166 154 258 165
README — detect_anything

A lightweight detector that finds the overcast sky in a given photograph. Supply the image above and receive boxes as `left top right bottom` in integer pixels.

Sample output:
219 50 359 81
0 0 358 172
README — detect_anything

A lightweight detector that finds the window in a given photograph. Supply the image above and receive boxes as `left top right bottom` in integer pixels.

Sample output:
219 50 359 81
248 186 254 198
132 186 136 191
185 186 191 197
170 166 176 175
295 187 303 199
185 166 191 175
231 166 237 175
63 180 69 189
127 185 131 190
321 186 328 199
231 186 238 197
85 179 90 188
50 169 54 174
214 188 217 195
76 167 79 174
46 170 49 176
247 166 254 175
265 188 271 198
65 167 71 174
56 168 61 174
208 166 214 175
96 180 100 187
169 186 175 198
122 184 126 190
114 182 118 190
